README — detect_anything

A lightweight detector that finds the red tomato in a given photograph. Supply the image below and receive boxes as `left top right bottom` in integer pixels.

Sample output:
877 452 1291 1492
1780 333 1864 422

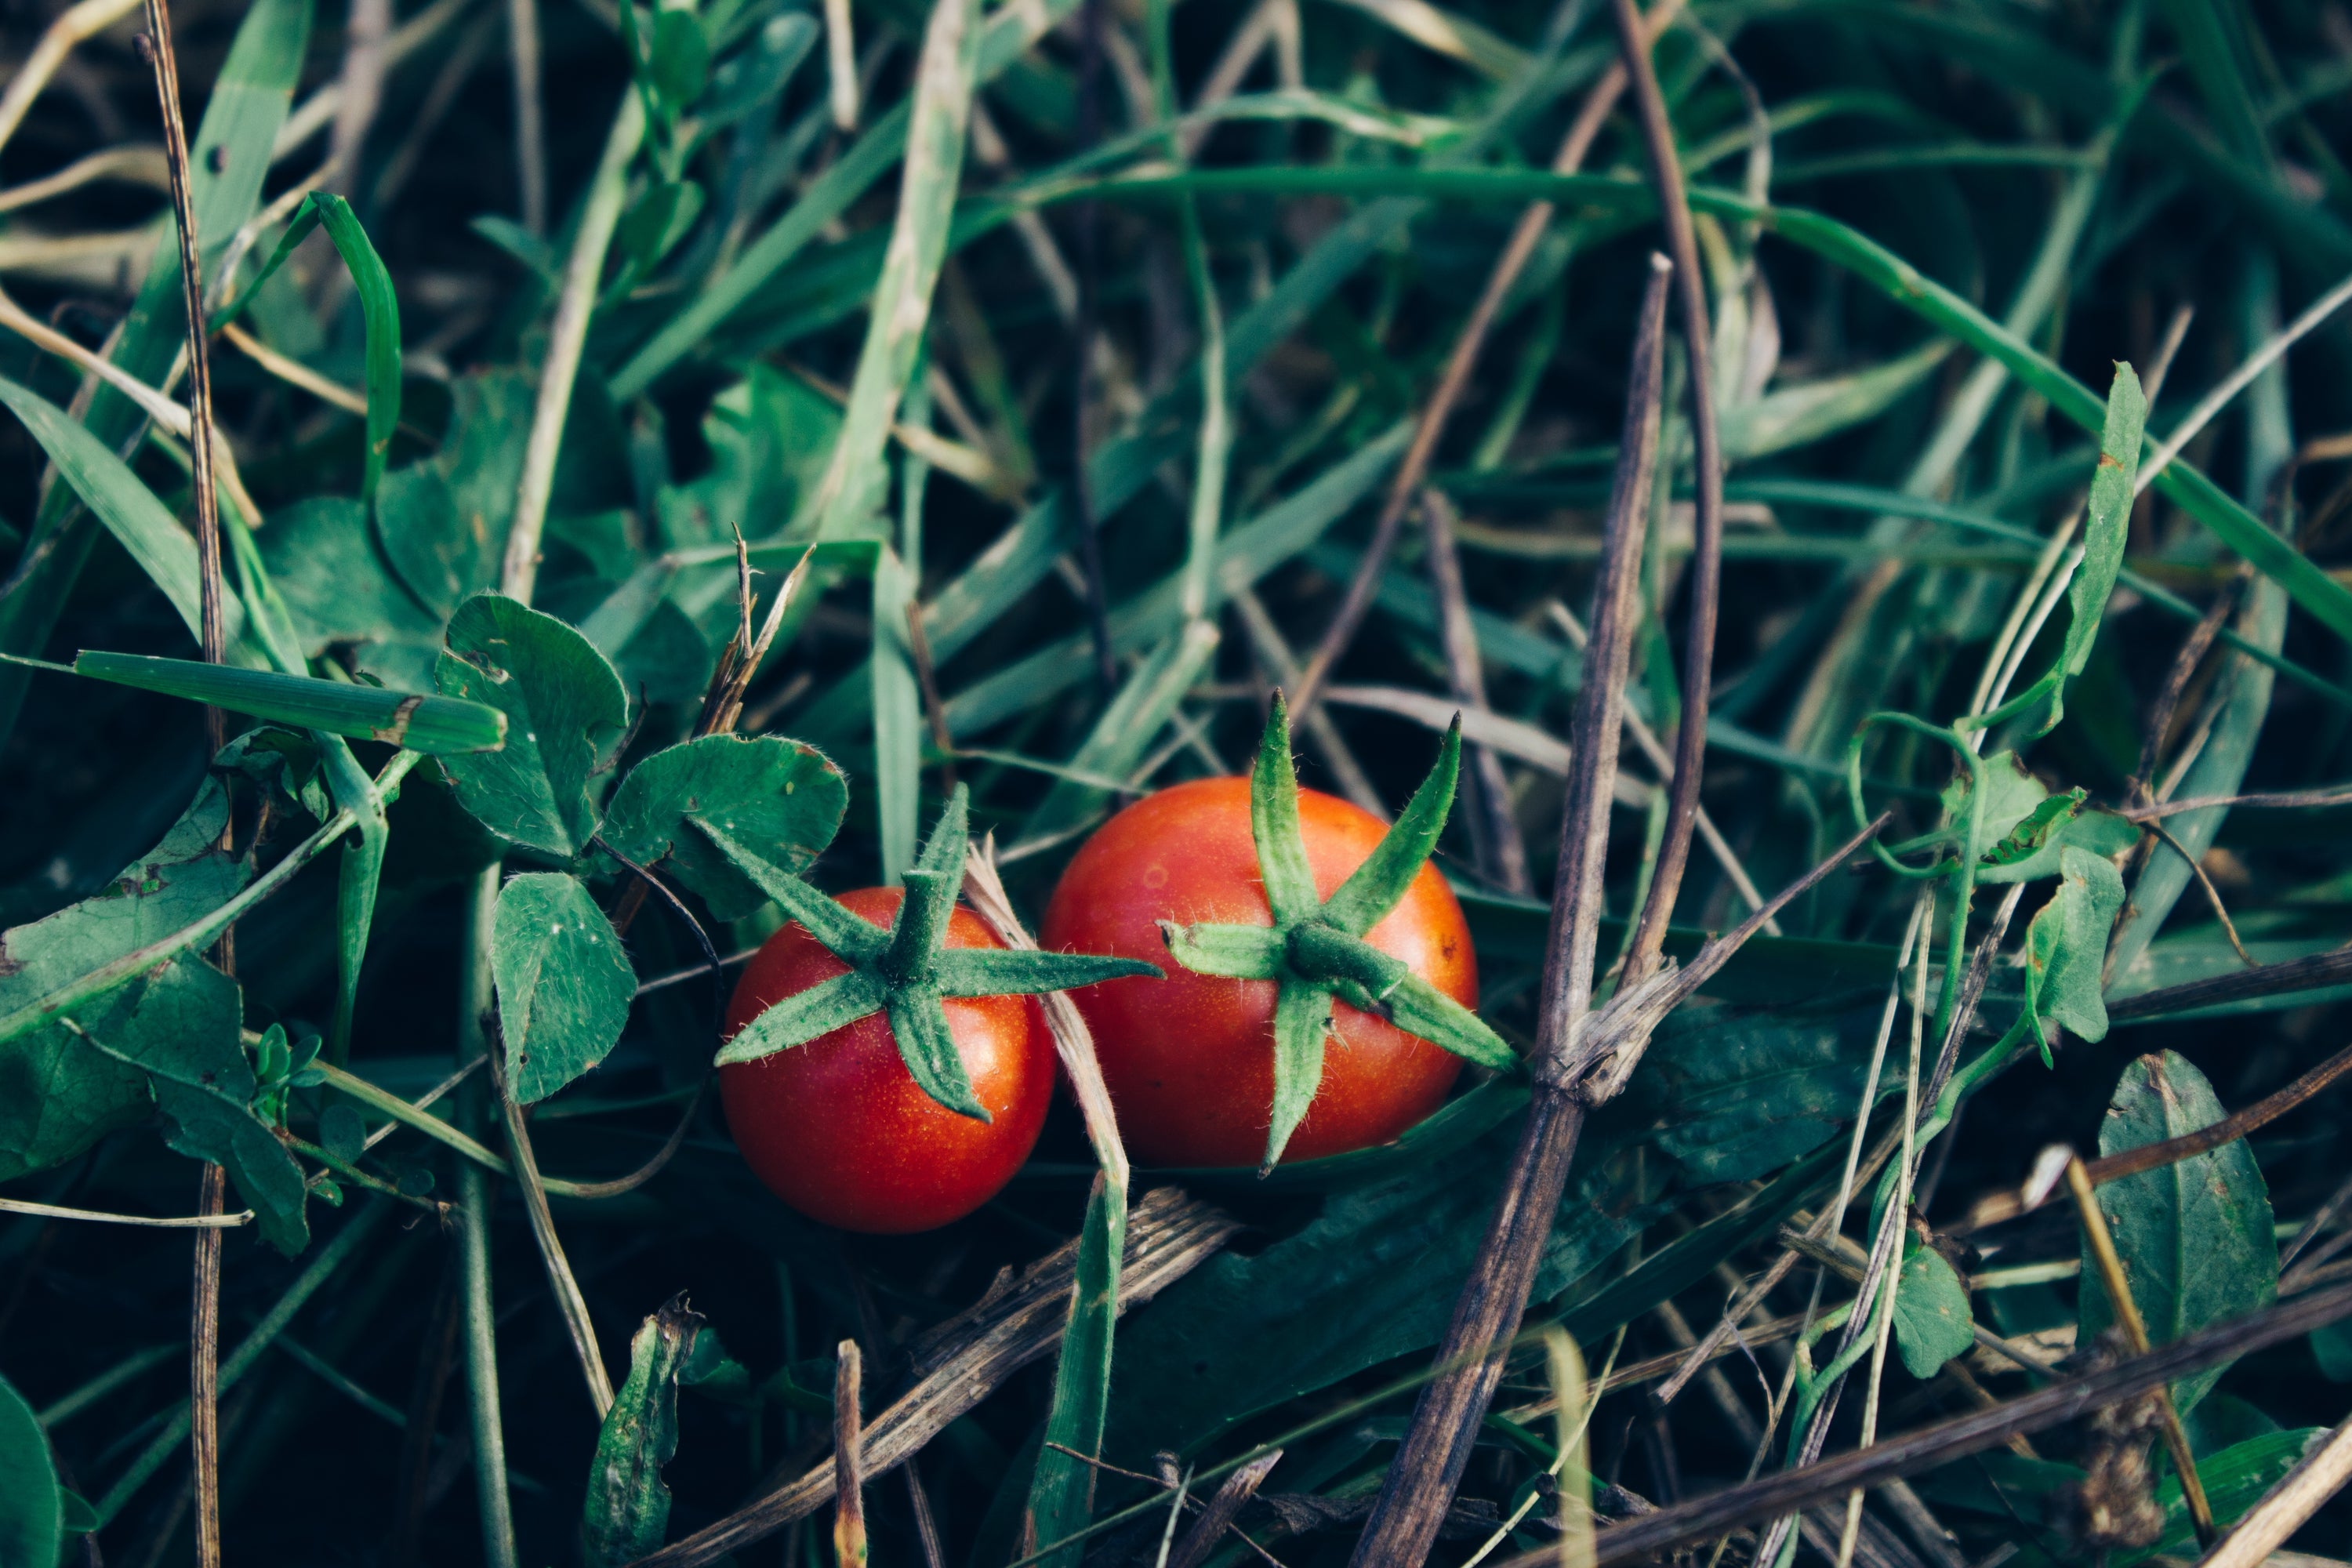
1040 776 1477 1167
720 887 1053 1234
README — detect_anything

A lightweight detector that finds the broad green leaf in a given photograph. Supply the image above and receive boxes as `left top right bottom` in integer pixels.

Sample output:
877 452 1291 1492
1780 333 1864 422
1891 1241 1975 1379
259 496 443 656
69 651 504 753
601 735 848 920
1104 1139 1648 1465
1320 717 1460 937
377 465 496 621
435 594 629 855
2078 1050 2277 1414
652 368 841 550
0 1370 61 1568
319 734 388 1065
1022 1178 1125 1568
2024 847 2125 1047
1025 619 1222 838
0 373 252 661
492 873 636 1104
80 956 310 1255
1158 923 1286 980
1977 804 2139 886
1265 983 1333 1170
2048 362 2146 720
1935 751 2050 861
0 779 245 1180
582 1296 705 1567
2313 1319 2352 1381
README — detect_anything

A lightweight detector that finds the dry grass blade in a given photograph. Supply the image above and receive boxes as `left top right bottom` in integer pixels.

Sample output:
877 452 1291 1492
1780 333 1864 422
2191 1416 2352 1567
1484 1283 2352 1567
0 0 143 160
1421 489 1528 891
1345 253 1674 1568
835 1340 869 1568
626 1189 1240 1567
498 1073 617 1417
2063 1156 2216 1544
1166 1449 1282 1568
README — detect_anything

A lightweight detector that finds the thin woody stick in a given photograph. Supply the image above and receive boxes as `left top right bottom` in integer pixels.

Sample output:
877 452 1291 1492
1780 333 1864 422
834 1340 868 1568
1610 0 1726 985
138 5 230 1562
1345 254 1675 1568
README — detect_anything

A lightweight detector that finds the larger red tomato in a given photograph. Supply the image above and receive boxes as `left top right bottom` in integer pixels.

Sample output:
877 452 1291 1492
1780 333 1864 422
721 887 1053 1233
1040 776 1477 1167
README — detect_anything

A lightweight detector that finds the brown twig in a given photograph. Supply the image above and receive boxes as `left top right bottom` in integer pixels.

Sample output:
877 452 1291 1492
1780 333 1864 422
1288 0 1684 720
1954 1039 2352 1233
2143 819 2256 967
1610 0 1726 986
1345 255 1672 1568
1168 1450 1283 1568
2129 576 2238 807
1483 1283 2352 1567
1421 489 1528 892
626 1189 1238 1567
833 1340 867 1568
905 1457 949 1568
2122 784 2352 820
140 8 231 1559
2063 1156 2216 1547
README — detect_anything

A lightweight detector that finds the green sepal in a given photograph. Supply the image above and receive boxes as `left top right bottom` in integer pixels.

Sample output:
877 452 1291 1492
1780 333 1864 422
713 970 887 1065
1249 696 1320 925
1265 982 1334 1171
693 818 887 964
887 987 989 1122
1287 922 1518 1072
883 869 959 985
1367 970 1518 1071
1157 921 1286 980
914 783 971 878
1322 715 1460 936
931 948 1162 996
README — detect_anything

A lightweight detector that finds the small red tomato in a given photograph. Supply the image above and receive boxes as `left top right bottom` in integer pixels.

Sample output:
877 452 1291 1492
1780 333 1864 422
1040 776 1477 1167
720 887 1053 1233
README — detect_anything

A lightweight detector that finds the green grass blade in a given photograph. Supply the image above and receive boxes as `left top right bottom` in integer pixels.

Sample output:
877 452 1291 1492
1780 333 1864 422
307 195 403 505
607 0 1082 397
72 651 505 753
0 375 252 662
1322 717 1459 937
804 0 978 538
1021 1174 1126 1568
1024 620 1221 839
319 735 389 1066
871 544 922 884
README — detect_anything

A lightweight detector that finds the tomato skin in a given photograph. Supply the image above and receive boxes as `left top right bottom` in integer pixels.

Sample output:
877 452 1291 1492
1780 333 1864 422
1040 776 1477 1167
720 887 1052 1234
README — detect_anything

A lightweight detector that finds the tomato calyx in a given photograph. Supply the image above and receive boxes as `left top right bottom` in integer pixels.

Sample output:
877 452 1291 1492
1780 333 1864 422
692 785 1160 1121
1156 694 1519 1171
